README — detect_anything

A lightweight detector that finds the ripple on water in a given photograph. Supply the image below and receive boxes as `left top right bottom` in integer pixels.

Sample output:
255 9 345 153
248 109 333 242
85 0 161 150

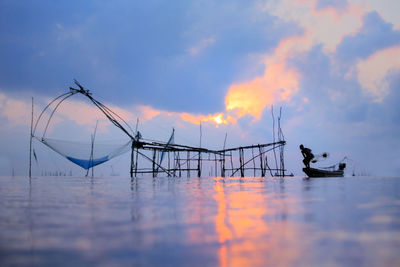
0 175 399 266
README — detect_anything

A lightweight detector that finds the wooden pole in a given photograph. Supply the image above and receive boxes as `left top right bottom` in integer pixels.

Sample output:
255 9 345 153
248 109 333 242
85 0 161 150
134 118 139 177
221 151 225 177
197 152 201 178
29 97 34 178
252 147 256 177
259 145 265 177
198 123 202 177
173 152 177 177
222 133 227 177
89 120 98 178
135 146 139 176
230 152 234 177
271 107 278 173
168 151 171 177
278 107 285 177
239 148 244 177
130 141 134 178
152 149 156 177
176 151 182 177
214 154 217 177
187 151 190 177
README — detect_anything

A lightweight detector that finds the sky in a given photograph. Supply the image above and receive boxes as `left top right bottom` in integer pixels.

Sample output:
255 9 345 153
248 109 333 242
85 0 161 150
0 0 399 176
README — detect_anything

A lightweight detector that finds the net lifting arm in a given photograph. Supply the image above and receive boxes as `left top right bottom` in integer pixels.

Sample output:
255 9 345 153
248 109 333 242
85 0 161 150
69 80 135 140
33 91 77 138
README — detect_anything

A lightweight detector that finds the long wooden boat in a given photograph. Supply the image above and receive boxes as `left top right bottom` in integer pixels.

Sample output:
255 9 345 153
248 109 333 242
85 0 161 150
303 167 343 177
303 162 346 177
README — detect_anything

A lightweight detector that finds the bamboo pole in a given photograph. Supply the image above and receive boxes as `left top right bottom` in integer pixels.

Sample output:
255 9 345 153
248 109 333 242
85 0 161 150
239 148 244 177
271 107 278 174
177 151 181 177
187 151 190 177
222 133 227 177
152 149 156 177
135 146 138 176
214 154 217 177
230 152 234 177
258 145 265 177
197 152 201 177
173 152 176 177
29 97 34 178
130 141 134 178
198 123 202 177
252 147 256 177
168 151 171 177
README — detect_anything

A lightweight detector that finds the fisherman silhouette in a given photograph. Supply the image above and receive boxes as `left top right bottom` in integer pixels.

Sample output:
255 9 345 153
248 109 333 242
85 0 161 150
300 144 314 168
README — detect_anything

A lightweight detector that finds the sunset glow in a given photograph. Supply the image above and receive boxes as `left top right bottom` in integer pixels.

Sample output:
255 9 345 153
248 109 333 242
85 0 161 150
0 0 399 177
180 112 236 126
225 62 299 119
213 181 307 266
1 0 400 264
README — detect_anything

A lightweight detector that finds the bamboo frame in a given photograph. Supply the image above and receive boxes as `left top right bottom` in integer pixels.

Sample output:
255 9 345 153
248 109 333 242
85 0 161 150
32 81 288 178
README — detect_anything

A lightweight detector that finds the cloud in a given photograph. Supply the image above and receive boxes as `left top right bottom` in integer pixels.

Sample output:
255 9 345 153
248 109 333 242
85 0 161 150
187 37 215 56
0 93 32 127
264 0 364 52
356 46 400 102
382 72 400 124
361 0 400 28
0 0 298 115
0 91 241 143
136 105 162 121
225 58 299 119
221 0 366 120
289 44 362 119
316 0 348 11
336 11 400 63
179 112 236 126
1 0 400 176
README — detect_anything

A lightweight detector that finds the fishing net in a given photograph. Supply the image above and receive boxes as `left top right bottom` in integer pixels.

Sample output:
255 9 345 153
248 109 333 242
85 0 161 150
157 128 174 169
37 137 132 169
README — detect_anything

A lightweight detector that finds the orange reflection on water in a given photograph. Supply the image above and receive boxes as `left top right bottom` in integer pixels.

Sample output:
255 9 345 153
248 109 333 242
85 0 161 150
214 182 270 266
214 180 306 266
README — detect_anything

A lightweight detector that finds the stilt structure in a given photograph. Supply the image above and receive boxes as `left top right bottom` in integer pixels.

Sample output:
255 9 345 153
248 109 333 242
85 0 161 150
31 80 288 178
126 138 286 178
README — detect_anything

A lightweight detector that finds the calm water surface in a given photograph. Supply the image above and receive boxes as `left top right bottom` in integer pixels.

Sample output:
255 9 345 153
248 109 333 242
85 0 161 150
1 176 400 266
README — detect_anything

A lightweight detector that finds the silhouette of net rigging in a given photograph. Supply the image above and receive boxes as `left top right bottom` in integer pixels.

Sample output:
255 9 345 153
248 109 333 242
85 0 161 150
38 137 132 169
33 80 136 170
31 80 289 177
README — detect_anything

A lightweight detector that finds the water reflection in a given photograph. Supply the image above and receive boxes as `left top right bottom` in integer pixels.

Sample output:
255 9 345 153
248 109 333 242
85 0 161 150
213 178 307 266
1 176 400 266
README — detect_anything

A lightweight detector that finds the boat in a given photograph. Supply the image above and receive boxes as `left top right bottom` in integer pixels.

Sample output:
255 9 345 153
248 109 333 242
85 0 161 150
303 163 346 178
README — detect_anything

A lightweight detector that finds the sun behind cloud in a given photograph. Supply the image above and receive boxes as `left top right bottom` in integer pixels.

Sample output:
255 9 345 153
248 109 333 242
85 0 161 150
225 61 299 119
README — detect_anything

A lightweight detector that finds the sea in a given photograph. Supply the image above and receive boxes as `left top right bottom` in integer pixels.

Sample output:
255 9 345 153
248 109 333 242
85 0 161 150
1 175 399 266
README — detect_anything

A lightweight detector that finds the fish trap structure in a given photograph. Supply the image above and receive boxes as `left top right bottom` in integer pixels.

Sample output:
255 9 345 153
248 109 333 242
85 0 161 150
129 137 286 178
30 81 287 178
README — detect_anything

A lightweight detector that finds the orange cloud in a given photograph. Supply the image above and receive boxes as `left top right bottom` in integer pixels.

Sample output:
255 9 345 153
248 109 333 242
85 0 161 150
222 0 371 120
136 105 162 121
225 41 300 119
180 112 236 126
